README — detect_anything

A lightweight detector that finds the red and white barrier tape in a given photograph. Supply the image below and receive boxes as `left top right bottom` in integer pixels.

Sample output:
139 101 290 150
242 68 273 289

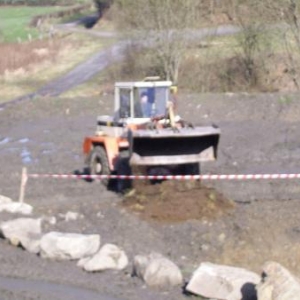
27 173 300 181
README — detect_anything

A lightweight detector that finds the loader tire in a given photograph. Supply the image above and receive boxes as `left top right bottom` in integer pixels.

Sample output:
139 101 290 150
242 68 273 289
88 146 110 186
177 163 200 176
183 163 201 188
183 163 200 176
116 150 132 193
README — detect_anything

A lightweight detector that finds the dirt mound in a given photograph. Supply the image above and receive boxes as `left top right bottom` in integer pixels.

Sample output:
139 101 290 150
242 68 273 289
121 180 235 223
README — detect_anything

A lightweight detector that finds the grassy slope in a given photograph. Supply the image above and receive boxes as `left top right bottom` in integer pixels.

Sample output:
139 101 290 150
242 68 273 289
0 6 65 42
1 5 292 99
0 34 116 102
0 5 117 102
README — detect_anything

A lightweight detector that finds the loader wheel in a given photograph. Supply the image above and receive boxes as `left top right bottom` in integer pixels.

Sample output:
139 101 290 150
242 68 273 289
89 146 110 186
116 150 132 193
184 163 201 187
183 163 200 176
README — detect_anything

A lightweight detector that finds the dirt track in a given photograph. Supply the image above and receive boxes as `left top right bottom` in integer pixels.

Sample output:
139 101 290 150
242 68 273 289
0 24 241 110
1 92 300 299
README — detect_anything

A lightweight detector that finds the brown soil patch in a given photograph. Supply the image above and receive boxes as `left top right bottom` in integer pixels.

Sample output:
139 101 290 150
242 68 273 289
122 180 235 223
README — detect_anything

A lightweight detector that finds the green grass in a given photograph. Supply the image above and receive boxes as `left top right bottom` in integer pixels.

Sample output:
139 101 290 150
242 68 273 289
0 6 65 42
0 33 117 103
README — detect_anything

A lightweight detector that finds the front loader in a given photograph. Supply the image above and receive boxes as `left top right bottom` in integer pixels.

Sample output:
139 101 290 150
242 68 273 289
83 78 220 190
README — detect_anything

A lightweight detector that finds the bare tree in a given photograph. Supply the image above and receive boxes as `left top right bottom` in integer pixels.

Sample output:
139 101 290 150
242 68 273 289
259 0 300 88
113 0 202 83
235 2 269 88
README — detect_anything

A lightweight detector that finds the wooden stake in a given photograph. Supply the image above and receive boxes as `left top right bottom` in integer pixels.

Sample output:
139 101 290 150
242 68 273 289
19 167 28 203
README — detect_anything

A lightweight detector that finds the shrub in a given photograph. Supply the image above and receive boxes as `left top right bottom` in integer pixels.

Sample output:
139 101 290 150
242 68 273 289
105 43 166 83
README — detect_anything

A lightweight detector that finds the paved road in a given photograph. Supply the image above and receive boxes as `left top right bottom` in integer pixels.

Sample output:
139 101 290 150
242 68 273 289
0 276 121 300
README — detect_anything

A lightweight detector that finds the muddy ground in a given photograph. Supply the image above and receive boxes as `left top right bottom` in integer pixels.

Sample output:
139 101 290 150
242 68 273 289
1 92 300 299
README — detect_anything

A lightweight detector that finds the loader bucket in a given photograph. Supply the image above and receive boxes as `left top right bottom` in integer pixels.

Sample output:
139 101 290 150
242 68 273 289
129 126 220 166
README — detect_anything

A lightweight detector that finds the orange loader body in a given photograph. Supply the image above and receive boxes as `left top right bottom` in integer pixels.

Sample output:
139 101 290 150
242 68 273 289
83 136 129 171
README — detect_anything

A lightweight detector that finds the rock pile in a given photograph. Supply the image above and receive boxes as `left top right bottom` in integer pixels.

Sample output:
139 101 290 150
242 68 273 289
0 195 299 299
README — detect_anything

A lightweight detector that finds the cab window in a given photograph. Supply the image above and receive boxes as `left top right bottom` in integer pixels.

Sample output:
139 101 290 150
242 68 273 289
134 87 169 118
119 89 131 118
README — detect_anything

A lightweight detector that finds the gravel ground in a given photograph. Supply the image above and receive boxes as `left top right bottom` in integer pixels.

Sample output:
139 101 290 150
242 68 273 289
1 92 300 299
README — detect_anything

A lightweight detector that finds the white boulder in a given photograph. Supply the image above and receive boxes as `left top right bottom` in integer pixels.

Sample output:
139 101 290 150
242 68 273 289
0 218 42 254
41 216 57 225
78 243 128 272
133 252 183 288
0 195 13 204
186 262 260 300
40 232 100 260
0 202 33 215
64 211 82 221
256 261 300 300
58 211 82 222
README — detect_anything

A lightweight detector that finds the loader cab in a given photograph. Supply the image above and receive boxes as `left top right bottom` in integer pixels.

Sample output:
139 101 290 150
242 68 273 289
115 80 173 121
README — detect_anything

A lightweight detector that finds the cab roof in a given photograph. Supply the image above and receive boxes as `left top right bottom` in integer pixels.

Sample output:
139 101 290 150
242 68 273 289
115 81 172 89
